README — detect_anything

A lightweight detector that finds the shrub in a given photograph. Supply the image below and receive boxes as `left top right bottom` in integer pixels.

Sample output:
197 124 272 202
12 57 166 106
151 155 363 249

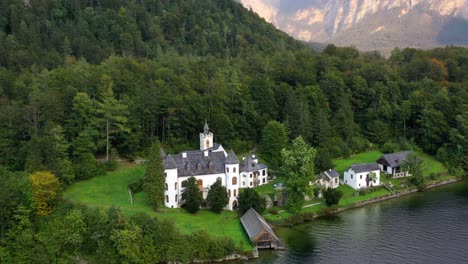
323 188 343 207
128 178 144 194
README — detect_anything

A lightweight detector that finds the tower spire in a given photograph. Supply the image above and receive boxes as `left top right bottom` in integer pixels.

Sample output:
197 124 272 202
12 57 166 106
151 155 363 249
204 120 209 134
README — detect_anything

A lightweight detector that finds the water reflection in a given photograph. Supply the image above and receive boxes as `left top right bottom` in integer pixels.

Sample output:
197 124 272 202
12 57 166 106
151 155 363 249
238 181 468 264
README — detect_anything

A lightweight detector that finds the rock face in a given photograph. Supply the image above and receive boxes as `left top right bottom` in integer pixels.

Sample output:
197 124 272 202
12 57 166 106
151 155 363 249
239 0 468 53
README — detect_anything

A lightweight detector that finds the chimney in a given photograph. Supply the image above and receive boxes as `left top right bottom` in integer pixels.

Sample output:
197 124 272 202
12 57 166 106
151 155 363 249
182 152 187 158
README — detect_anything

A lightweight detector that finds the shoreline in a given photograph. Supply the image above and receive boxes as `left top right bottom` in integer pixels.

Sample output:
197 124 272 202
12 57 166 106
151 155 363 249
272 177 463 227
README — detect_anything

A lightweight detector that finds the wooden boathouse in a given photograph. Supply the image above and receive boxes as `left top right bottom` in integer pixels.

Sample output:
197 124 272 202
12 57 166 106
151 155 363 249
240 208 284 250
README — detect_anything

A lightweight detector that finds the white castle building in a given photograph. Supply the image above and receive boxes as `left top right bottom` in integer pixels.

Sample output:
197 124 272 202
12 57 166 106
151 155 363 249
162 122 268 210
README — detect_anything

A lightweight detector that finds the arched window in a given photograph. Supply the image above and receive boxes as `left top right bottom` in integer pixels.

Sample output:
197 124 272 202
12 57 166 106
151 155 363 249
166 195 169 203
228 189 231 197
197 179 203 188
233 167 237 173
175 195 178 202
232 177 237 185
226 167 230 173
233 189 237 197
165 183 168 190
206 139 210 148
174 182 177 190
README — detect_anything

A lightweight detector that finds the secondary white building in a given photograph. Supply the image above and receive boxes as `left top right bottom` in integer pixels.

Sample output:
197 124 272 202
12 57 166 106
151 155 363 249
343 163 381 190
314 169 340 189
162 122 268 210
376 151 412 178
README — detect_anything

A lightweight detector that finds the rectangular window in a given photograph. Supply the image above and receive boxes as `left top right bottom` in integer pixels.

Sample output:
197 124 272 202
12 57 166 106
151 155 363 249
250 182 252 186
262 170 266 176
360 175 362 179
351 174 353 179
263 178 266 183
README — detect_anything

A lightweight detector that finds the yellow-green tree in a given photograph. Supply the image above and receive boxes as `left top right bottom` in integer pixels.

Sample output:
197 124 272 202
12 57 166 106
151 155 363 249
30 171 62 216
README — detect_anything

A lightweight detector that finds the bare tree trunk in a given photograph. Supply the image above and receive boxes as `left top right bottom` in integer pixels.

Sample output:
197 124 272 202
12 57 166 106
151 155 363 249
106 119 109 162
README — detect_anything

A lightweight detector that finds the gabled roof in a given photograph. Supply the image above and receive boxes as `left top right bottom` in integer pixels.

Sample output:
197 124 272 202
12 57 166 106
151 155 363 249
240 208 278 241
240 155 267 173
163 154 177 169
350 163 380 173
377 151 412 168
225 149 239 164
169 150 226 177
324 169 339 178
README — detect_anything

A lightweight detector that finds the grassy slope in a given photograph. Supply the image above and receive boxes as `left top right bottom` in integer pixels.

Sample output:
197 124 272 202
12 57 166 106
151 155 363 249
333 150 383 174
64 165 251 249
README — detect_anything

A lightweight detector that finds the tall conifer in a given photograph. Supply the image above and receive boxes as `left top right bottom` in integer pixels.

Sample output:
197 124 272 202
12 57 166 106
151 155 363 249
143 142 165 209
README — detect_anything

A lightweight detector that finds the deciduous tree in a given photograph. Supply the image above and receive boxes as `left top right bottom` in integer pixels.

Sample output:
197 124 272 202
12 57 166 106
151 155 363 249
281 136 317 213
30 171 62 216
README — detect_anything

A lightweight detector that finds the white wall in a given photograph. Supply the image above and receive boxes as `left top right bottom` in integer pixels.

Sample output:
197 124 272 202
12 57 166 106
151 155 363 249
164 168 179 208
344 169 380 190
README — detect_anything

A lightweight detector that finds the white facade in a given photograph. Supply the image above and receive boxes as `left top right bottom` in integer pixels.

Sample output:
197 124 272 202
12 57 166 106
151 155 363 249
344 168 380 190
163 123 268 210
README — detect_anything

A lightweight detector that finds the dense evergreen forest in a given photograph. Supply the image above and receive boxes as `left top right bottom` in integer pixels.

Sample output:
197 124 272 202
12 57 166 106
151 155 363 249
0 0 467 262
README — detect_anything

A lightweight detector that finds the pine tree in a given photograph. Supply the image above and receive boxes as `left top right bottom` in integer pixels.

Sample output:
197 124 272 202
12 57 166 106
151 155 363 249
96 75 129 162
182 177 202 214
261 121 288 169
238 188 265 215
143 142 165 209
206 180 228 213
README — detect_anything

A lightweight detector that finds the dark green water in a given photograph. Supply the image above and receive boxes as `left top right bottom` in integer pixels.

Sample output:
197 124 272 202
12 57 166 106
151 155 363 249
240 181 468 264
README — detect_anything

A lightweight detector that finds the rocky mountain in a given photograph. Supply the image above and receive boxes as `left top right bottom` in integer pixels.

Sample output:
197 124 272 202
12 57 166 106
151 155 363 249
239 0 468 53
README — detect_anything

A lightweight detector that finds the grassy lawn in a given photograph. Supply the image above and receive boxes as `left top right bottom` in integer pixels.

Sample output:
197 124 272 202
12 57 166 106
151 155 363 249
64 164 252 250
333 150 383 174
254 177 283 195
337 184 391 206
420 153 447 175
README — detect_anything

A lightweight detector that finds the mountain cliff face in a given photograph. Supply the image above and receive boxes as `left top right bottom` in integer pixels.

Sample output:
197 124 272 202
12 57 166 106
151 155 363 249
239 0 468 53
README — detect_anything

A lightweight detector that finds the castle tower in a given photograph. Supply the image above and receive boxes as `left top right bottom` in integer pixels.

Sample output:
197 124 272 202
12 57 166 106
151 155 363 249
225 149 240 210
163 154 179 208
200 121 213 150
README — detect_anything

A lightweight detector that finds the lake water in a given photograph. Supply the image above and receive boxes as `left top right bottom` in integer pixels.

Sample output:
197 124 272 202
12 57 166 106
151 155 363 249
242 181 468 264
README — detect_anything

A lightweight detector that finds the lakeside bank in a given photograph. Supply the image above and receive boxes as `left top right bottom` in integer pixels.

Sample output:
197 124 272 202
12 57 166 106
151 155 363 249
269 176 464 227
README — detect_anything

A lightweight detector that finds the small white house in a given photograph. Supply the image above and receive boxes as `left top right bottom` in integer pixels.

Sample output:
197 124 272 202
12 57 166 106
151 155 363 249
343 163 381 190
376 151 412 178
312 169 340 189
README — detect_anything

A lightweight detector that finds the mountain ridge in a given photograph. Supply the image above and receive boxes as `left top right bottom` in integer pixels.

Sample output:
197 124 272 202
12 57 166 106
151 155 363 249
239 0 468 53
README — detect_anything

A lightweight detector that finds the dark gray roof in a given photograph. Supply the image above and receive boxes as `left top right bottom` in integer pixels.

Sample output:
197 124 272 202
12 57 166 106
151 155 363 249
324 169 339 178
319 169 339 180
377 151 412 168
226 149 239 164
240 155 267 173
350 163 380 173
163 150 232 177
240 208 278 241
163 154 178 169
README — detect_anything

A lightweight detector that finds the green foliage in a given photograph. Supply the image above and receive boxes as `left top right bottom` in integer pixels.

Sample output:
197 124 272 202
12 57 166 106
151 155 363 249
261 121 289 169
323 188 343 206
238 188 266 215
206 180 229 213
281 136 317 213
404 152 426 191
143 142 165 209
182 177 202 214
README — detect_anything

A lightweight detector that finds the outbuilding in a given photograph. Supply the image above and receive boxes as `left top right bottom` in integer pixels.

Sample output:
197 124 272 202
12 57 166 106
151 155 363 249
240 208 284 250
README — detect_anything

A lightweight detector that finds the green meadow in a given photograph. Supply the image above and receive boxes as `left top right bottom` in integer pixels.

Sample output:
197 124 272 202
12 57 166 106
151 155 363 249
64 164 252 249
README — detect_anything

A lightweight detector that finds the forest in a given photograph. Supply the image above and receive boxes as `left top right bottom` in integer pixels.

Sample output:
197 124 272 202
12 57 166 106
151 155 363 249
0 0 467 262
